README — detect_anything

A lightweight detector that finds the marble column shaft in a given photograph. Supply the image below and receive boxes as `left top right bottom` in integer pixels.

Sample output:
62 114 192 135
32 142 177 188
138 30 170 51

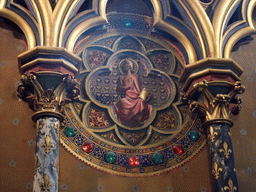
33 117 59 192
207 123 239 192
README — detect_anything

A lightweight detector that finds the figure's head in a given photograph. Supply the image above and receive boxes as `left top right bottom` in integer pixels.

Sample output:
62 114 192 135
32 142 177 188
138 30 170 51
120 59 134 73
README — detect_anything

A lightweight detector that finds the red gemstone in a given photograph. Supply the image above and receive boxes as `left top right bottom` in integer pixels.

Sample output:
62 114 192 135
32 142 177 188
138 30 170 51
172 145 184 155
82 142 94 153
129 156 140 167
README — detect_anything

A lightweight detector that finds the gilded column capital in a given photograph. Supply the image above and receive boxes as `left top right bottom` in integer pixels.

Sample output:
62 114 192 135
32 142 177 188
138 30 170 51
17 72 80 122
17 46 82 122
181 80 245 128
179 58 245 128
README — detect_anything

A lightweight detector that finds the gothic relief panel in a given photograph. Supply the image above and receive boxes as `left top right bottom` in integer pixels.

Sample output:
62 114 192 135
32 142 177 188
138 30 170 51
59 31 207 176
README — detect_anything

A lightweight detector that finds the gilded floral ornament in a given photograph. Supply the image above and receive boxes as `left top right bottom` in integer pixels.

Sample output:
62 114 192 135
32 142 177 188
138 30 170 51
39 174 53 192
210 94 231 120
40 135 55 154
208 126 218 142
219 141 232 159
212 162 223 180
224 179 237 192
179 92 189 104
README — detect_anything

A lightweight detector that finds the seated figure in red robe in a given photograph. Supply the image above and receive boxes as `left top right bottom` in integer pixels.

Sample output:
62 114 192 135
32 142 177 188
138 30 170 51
113 59 152 127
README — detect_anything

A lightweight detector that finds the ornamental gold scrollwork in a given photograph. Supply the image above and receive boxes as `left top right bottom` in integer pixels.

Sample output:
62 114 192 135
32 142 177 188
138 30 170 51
41 135 55 154
212 162 223 180
208 126 218 142
219 141 232 159
39 174 53 192
224 178 237 192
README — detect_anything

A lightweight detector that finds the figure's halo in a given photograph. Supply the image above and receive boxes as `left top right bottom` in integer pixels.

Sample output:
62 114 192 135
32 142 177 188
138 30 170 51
118 58 139 74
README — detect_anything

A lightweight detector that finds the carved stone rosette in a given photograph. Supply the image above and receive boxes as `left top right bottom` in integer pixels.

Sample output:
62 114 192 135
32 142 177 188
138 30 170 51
180 58 245 191
16 47 82 192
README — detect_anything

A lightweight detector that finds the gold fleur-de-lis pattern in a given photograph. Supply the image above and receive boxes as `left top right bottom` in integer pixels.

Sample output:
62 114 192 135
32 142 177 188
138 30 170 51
219 142 232 159
39 174 53 192
224 178 237 192
41 135 55 154
208 126 218 142
212 162 223 180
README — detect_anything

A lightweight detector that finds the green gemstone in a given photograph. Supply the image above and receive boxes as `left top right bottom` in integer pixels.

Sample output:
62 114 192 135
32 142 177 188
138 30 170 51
64 127 76 137
152 152 164 164
104 152 116 164
123 19 133 28
188 130 199 141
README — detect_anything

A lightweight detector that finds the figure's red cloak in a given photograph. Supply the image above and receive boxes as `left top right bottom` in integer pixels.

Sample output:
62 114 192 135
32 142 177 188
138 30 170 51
114 73 152 126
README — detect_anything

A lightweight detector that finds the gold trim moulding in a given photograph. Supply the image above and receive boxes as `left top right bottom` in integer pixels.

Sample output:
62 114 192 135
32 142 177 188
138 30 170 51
18 46 82 74
19 58 79 74
202 118 234 129
182 69 241 94
179 58 244 90
32 111 64 122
